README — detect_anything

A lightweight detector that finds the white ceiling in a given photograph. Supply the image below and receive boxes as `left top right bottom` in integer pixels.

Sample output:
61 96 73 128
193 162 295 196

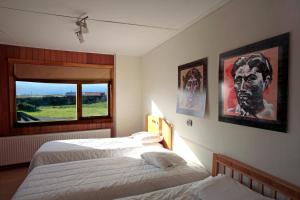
0 0 230 56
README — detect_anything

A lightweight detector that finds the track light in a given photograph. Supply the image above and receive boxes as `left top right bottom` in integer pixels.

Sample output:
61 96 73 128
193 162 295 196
75 29 84 43
75 16 88 43
76 16 88 33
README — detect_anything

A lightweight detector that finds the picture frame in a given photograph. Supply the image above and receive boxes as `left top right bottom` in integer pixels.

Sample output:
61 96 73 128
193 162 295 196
219 33 289 132
176 58 207 117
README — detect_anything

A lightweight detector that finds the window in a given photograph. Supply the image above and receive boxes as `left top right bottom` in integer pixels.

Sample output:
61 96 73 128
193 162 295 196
82 84 108 117
16 81 109 123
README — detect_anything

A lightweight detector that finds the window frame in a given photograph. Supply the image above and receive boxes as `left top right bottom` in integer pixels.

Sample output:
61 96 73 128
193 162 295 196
14 79 111 126
8 59 114 131
80 82 111 119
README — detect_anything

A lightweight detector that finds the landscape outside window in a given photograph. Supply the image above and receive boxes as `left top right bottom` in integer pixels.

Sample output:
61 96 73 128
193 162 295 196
82 83 108 117
16 81 108 123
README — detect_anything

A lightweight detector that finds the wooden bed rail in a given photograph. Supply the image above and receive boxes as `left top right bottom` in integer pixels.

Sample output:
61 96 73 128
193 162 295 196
212 153 300 200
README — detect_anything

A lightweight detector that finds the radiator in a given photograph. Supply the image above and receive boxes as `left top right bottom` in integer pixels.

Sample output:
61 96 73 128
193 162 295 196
0 129 111 166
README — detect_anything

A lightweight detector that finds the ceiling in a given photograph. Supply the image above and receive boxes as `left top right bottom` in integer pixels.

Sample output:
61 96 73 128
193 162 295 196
0 0 230 56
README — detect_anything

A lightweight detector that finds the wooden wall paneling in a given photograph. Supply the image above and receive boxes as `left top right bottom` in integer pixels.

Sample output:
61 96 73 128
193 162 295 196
44 49 52 61
77 52 87 63
65 51 74 63
71 52 79 63
0 46 11 136
8 63 16 129
32 48 45 61
20 47 33 60
103 54 115 65
0 46 7 136
86 53 98 64
10 118 113 136
48 50 67 62
6 45 20 59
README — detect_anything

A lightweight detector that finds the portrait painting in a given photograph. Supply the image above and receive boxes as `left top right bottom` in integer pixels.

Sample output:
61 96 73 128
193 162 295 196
219 33 289 132
177 58 207 117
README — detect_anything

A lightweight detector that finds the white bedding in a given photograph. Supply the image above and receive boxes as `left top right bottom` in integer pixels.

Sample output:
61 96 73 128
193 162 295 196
118 175 272 200
13 156 209 200
29 137 163 171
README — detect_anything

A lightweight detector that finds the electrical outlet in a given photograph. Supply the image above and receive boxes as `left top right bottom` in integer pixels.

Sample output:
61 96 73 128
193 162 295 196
187 119 193 127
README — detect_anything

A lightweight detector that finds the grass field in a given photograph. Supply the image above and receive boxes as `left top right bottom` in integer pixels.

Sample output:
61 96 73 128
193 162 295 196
21 102 108 120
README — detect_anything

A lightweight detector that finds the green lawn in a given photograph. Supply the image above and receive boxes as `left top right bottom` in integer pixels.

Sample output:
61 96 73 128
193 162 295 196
82 102 108 117
21 102 108 120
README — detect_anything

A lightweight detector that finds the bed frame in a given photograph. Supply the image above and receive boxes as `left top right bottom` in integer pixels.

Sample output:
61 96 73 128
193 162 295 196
212 153 300 200
145 114 173 150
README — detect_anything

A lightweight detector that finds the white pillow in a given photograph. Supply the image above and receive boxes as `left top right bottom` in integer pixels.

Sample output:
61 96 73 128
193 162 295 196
190 175 272 200
141 152 187 169
131 131 163 144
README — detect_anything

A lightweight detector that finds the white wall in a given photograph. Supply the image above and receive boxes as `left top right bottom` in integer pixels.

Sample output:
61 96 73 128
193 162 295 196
115 55 143 137
141 0 300 186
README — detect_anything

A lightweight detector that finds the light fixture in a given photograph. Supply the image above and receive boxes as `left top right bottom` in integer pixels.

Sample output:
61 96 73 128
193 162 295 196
76 16 89 33
75 27 84 43
75 16 88 43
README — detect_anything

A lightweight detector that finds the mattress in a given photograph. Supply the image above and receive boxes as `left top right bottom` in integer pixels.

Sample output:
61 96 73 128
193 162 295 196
29 137 163 171
13 156 209 200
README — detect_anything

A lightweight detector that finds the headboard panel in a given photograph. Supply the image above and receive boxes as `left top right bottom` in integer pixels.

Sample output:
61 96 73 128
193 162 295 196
145 114 172 150
212 153 300 200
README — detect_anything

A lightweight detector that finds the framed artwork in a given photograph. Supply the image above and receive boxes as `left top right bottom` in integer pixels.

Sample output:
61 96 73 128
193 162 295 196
219 33 289 132
177 58 207 117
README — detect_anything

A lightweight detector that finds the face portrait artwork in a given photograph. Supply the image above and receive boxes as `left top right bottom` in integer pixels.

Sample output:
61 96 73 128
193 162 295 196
179 66 203 110
223 47 279 121
177 58 207 118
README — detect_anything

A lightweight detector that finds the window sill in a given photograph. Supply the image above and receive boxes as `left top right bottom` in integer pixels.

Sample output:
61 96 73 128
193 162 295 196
14 116 112 128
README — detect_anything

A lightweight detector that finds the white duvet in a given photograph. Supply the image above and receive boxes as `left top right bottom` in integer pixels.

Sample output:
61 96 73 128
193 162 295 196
29 137 163 171
13 157 209 200
118 175 272 200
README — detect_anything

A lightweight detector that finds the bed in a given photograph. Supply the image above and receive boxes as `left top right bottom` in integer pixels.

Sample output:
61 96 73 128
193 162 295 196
12 153 209 200
117 153 300 200
28 114 172 171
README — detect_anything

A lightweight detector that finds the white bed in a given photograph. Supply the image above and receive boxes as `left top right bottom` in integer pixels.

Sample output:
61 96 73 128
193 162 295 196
28 136 163 171
13 156 209 200
117 153 300 200
28 115 173 171
117 175 272 200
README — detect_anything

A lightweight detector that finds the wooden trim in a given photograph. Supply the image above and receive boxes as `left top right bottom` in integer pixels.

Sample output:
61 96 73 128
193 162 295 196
13 80 111 125
12 60 113 123
77 84 82 119
7 57 114 136
145 114 148 131
110 65 115 137
14 117 112 127
8 58 113 69
15 78 112 83
212 153 300 199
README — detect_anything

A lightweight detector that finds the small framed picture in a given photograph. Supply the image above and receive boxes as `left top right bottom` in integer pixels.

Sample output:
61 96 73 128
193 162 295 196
219 33 289 132
176 58 207 117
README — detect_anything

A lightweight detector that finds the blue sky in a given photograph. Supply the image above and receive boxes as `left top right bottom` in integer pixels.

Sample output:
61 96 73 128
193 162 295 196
16 81 107 95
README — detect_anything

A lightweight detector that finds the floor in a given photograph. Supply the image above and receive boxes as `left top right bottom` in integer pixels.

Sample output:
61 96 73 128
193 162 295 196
0 166 28 200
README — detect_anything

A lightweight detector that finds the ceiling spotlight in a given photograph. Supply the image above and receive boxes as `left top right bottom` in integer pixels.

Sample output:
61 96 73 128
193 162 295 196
75 16 88 43
76 16 89 34
75 28 84 43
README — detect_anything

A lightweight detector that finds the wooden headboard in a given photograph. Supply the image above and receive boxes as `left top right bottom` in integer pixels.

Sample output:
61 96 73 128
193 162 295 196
145 114 173 150
212 153 300 200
